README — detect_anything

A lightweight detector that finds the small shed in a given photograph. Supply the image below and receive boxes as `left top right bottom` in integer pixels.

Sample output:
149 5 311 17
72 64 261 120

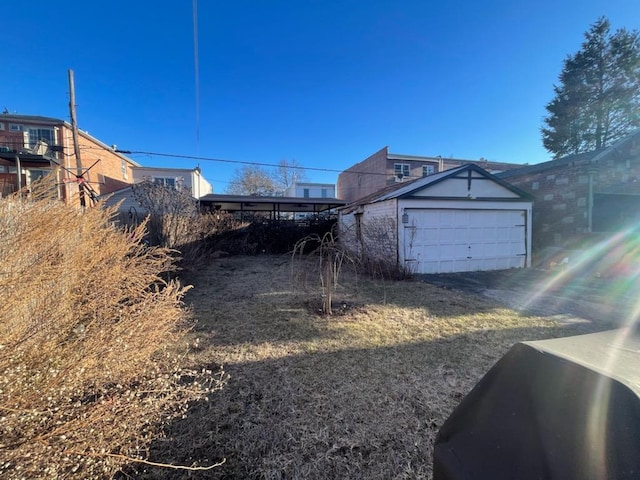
338 164 533 274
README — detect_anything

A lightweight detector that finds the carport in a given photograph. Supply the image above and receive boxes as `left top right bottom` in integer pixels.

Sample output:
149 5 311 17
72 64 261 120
198 193 345 220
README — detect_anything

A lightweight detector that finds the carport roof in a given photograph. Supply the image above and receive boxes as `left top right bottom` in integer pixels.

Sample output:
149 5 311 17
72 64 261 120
198 193 346 213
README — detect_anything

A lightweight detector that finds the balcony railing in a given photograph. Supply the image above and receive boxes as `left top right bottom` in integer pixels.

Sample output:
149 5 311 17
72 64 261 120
0 139 63 158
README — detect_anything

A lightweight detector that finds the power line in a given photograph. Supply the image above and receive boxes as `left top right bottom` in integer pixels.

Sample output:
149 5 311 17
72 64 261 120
111 149 392 177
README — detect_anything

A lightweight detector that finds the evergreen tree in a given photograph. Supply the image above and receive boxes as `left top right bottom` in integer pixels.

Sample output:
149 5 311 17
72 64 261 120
542 17 640 158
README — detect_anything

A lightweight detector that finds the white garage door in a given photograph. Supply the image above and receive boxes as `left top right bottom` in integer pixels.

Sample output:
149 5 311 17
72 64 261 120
403 209 527 274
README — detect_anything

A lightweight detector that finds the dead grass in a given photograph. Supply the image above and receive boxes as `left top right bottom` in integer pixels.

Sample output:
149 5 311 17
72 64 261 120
137 255 604 479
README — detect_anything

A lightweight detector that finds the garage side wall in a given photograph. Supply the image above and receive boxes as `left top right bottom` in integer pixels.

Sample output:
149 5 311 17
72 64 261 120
338 199 399 272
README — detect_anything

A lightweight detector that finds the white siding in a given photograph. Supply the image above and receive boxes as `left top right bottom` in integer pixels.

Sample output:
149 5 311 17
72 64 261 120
131 167 212 198
411 175 520 199
191 170 213 198
286 182 336 198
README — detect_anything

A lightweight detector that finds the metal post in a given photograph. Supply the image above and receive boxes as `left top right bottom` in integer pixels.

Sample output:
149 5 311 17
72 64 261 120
15 155 22 196
587 167 597 233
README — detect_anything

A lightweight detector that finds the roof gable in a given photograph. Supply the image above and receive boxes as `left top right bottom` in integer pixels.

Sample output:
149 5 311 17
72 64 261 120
375 164 531 202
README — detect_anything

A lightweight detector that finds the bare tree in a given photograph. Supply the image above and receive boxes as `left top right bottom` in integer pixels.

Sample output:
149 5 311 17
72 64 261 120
273 159 306 195
226 165 277 196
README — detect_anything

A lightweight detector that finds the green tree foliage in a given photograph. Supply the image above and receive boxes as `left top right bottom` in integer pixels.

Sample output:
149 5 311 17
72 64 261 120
542 17 640 158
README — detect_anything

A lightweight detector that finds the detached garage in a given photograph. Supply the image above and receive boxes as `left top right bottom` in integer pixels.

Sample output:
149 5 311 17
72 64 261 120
338 164 533 274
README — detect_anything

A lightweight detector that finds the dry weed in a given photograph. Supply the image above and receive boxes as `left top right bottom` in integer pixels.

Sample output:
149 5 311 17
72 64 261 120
0 180 223 479
173 255 604 479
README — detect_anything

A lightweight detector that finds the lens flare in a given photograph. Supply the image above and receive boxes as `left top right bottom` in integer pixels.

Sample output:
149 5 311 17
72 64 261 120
522 224 640 328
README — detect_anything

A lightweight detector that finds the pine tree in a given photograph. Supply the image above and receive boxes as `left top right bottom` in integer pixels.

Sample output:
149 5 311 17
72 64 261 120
542 17 640 158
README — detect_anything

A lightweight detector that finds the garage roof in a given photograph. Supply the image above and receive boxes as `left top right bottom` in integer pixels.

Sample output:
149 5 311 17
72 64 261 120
341 164 532 213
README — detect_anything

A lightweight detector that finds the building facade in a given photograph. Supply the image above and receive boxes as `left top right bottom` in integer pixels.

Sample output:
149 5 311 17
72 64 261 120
131 166 213 198
284 181 336 198
0 114 138 204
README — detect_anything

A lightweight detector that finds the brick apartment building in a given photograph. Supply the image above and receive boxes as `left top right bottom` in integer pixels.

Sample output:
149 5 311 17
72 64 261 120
0 113 138 204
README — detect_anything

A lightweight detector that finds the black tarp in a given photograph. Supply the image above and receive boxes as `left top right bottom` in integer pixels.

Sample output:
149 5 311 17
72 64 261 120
433 328 640 480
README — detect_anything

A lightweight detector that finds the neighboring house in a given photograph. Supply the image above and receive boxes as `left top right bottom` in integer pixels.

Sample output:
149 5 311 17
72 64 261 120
339 164 533 274
0 113 138 203
131 166 213 198
285 181 336 199
337 146 523 203
497 129 640 252
100 166 214 221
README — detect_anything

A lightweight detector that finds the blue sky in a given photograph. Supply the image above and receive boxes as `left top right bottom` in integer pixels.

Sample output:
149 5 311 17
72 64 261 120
2 1 639 191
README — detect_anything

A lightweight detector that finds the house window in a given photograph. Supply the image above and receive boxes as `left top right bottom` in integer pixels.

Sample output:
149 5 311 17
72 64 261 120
9 124 23 132
321 188 328 198
355 213 363 242
394 163 410 179
27 128 55 148
0 123 4 130
27 169 50 184
121 160 128 180
422 165 435 177
531 182 539 190
303 188 310 198
154 177 176 189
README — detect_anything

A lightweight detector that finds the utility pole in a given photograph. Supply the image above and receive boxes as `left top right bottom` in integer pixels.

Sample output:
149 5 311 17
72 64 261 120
68 69 86 208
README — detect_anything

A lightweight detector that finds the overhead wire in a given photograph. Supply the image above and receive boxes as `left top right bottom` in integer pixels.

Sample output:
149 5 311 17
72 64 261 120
108 149 393 177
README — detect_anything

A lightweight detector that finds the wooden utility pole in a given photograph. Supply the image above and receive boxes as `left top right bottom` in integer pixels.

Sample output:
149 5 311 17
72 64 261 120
68 69 86 208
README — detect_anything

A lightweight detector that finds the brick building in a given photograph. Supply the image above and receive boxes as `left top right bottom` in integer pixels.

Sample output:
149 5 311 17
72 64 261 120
0 113 138 204
337 146 522 203
498 130 640 252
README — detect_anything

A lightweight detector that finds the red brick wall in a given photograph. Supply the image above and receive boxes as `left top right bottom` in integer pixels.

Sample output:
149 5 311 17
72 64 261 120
57 125 135 204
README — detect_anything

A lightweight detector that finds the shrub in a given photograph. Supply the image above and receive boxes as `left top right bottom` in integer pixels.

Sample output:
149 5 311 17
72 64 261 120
0 180 222 478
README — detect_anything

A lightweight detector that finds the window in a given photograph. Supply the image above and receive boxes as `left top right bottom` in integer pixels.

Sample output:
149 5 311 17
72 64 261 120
9 124 23 132
27 128 55 148
422 165 435 177
394 163 410 179
121 160 128 180
0 123 4 130
154 177 176 188
321 188 328 198
303 188 310 198
27 169 50 183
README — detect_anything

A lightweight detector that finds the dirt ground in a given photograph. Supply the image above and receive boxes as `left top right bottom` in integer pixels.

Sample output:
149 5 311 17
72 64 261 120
419 267 638 331
135 256 614 480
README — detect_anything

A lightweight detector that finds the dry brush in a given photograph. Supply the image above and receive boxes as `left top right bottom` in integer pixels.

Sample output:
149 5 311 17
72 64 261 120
0 181 223 478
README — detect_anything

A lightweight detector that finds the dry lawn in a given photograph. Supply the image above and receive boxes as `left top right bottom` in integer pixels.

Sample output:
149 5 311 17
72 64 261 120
139 255 604 479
